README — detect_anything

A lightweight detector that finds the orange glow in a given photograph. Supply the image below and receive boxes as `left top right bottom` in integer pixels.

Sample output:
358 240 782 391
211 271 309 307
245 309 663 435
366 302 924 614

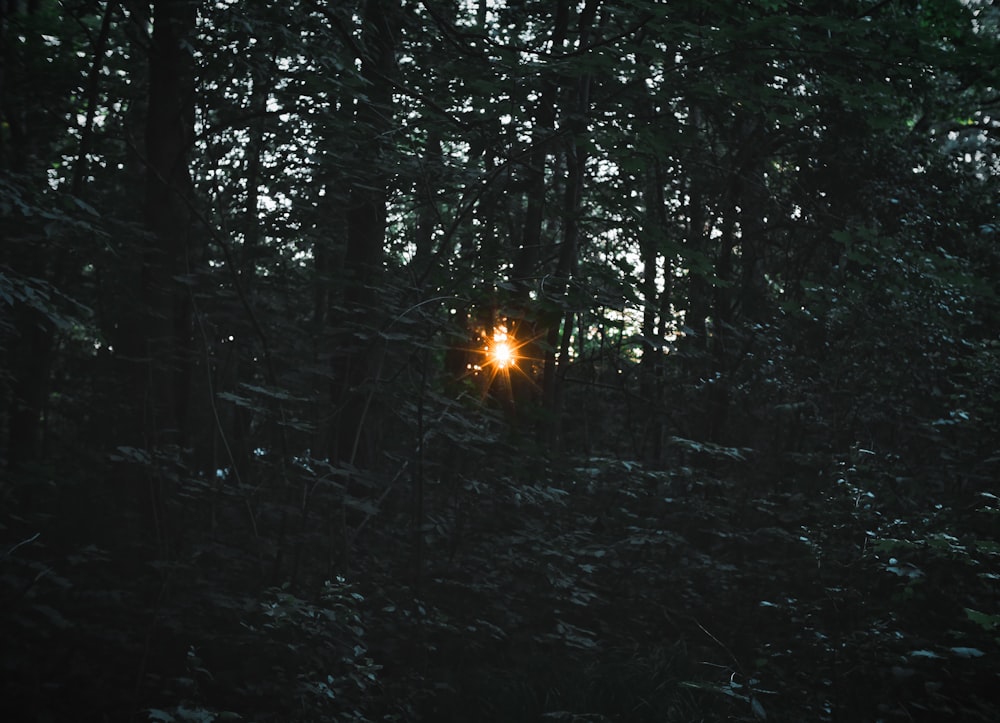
488 327 515 368
458 317 543 401
492 341 514 367
478 324 528 395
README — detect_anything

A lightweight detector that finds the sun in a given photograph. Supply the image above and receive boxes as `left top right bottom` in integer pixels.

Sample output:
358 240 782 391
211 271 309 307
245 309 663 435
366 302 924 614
477 323 539 396
491 340 514 367
487 328 515 369
461 318 542 400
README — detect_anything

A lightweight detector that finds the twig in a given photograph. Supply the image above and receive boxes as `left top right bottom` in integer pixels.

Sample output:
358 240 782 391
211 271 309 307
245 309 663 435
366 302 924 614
3 532 41 559
696 618 744 673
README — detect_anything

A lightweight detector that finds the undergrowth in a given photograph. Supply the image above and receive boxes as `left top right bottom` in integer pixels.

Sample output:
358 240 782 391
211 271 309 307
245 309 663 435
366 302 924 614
3 440 998 722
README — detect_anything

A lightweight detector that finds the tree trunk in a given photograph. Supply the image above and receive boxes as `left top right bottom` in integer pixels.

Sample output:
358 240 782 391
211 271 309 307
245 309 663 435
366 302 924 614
1 0 50 470
95 0 197 548
139 0 196 450
332 0 400 466
639 159 671 463
505 0 570 430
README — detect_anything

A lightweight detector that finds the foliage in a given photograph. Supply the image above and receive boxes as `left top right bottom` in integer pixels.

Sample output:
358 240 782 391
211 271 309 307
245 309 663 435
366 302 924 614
2 0 999 721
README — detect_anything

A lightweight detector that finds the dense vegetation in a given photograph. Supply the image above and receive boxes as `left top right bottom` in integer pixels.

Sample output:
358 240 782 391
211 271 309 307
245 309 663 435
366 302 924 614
2 0 999 720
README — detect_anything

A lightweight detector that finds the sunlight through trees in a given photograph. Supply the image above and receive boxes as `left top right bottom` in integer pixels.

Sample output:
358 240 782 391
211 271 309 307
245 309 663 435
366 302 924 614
1 0 999 720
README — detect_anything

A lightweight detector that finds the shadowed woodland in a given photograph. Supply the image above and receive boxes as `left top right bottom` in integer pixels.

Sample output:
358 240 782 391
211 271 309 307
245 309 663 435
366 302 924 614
2 0 1000 720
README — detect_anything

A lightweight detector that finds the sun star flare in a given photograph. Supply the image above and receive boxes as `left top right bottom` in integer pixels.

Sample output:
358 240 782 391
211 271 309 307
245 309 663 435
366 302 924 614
490 339 515 368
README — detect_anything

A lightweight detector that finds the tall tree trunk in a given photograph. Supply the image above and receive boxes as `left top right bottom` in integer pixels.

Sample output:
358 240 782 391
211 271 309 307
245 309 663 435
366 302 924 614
506 0 569 429
0 0 110 468
223 65 271 485
140 0 196 450
735 114 769 322
639 159 670 463
682 107 710 358
1 0 48 470
332 0 399 466
413 129 442 283
105 0 195 548
72 0 118 197
541 74 591 446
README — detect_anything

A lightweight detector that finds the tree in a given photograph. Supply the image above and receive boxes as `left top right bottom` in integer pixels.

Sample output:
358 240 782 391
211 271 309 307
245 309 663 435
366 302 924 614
3 1 1000 720
330 0 402 466
1 1 96 469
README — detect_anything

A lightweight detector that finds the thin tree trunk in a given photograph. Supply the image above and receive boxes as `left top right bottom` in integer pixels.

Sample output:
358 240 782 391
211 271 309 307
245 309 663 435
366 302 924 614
639 159 670 462
72 0 118 197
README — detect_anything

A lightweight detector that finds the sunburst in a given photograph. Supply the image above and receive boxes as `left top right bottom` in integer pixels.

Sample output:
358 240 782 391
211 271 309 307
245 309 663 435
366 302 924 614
478 323 541 397
462 321 542 400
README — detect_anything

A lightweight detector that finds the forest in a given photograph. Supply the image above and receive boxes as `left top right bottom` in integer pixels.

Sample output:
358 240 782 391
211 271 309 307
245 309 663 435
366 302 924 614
2 0 999 720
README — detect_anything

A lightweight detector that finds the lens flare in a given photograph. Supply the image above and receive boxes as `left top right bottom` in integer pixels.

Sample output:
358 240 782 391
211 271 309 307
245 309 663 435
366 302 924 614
461 319 542 401
490 338 515 368
480 325 520 391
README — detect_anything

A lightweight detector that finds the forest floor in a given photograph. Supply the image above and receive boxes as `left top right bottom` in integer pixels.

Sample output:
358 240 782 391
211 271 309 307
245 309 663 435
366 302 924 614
399 452 1000 721
2 450 998 722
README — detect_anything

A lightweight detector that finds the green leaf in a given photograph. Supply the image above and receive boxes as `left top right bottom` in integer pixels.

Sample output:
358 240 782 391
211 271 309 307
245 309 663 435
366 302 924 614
965 608 1000 632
